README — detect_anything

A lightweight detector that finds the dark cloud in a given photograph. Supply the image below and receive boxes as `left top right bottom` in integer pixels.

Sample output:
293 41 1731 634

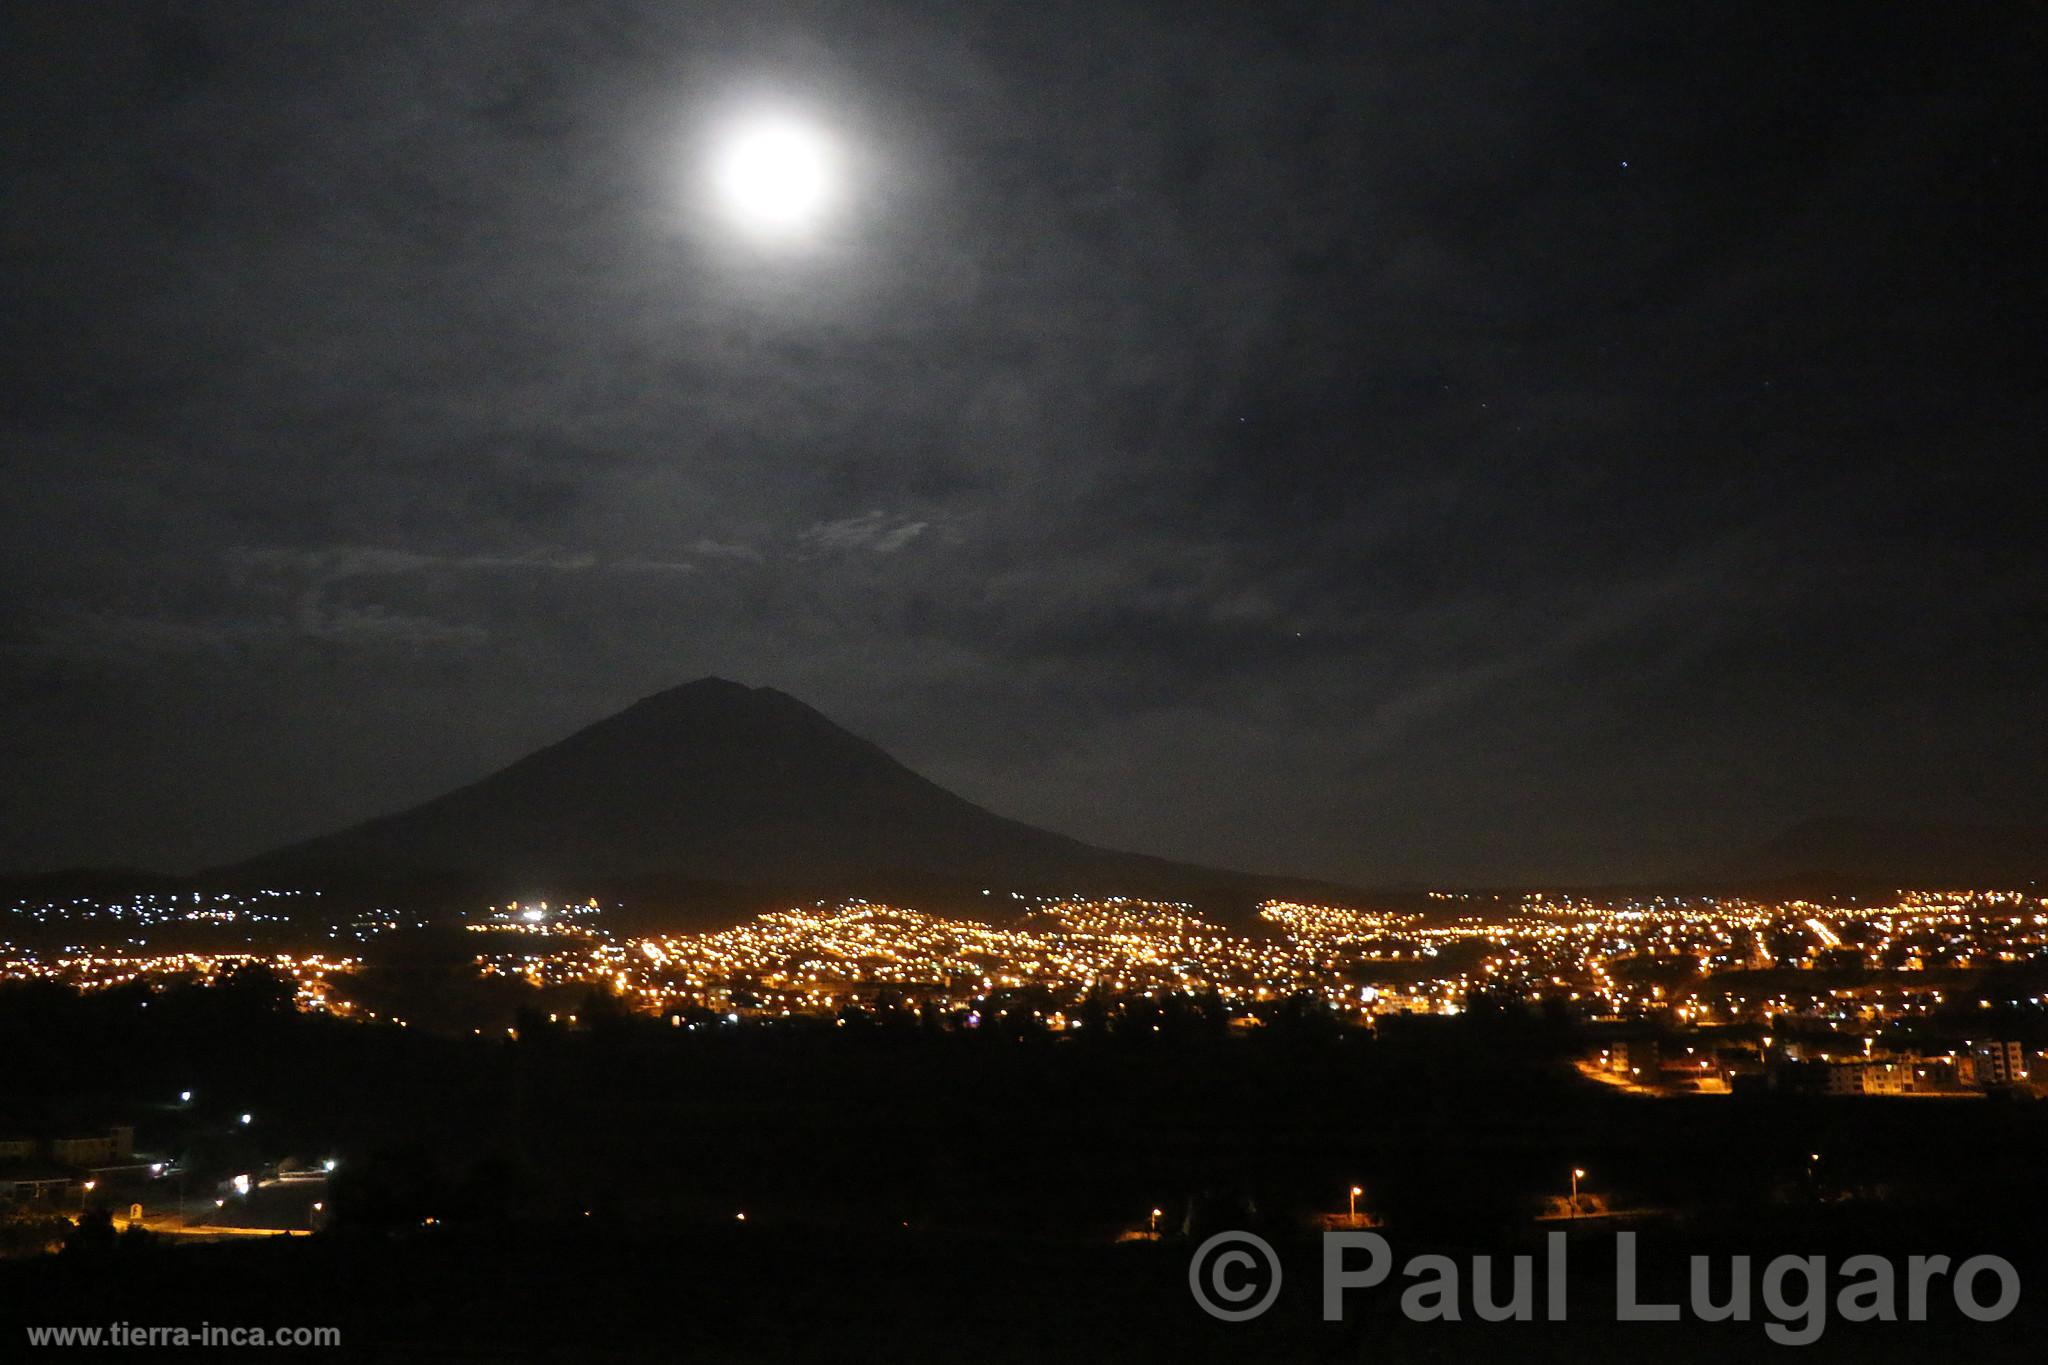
1 0 2042 881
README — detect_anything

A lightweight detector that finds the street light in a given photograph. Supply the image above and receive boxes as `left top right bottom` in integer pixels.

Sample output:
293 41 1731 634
1349 1185 1363 1221
1570 1167 1586 1216
1149 1207 1162 1234
239 1113 252 1126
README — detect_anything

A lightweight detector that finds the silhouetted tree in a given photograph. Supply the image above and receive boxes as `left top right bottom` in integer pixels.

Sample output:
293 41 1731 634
215 962 297 1016
60 1208 115 1259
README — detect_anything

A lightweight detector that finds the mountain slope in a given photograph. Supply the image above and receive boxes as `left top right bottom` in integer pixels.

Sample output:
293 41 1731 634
235 678 1337 911
1722 817 2048 888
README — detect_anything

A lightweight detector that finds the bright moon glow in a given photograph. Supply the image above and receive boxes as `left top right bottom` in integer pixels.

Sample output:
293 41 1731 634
710 117 837 239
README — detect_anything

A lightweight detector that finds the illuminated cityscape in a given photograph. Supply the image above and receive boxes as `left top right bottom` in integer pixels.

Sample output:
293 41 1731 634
17 886 2037 1094
455 890 2048 1045
15 888 2045 1034
3 0 2044 1351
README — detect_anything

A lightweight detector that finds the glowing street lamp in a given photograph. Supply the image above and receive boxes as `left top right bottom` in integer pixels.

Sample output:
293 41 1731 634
1570 1167 1586 1215
1150 1207 1163 1234
1349 1185 1364 1221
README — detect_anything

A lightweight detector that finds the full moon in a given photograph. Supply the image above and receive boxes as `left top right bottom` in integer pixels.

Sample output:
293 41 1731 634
709 116 838 240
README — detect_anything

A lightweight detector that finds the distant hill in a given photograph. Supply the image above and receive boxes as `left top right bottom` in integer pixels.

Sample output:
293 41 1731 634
228 678 1351 921
0 866 185 901
1721 817 2048 889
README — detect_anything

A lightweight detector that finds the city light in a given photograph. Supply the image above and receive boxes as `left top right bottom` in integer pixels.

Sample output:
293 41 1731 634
5 888 2045 1101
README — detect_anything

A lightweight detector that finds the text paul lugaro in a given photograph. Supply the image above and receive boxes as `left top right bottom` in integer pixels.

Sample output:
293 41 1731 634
1319 1231 2019 1346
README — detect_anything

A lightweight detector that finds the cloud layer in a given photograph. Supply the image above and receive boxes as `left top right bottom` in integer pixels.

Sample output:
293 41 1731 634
1 1 2042 880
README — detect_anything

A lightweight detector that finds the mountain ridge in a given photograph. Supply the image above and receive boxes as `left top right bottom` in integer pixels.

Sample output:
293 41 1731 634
1716 815 2048 888
227 677 1356 920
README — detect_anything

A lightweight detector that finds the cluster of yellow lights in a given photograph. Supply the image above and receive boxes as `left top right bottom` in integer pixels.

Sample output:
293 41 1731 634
0 949 357 1012
12 888 2043 1039
456 889 2047 1026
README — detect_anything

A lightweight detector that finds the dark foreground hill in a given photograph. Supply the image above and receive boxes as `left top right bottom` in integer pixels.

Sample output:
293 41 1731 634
229 678 1350 919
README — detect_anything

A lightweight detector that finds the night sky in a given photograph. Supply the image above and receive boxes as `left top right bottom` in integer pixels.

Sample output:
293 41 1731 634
2 2 2042 885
